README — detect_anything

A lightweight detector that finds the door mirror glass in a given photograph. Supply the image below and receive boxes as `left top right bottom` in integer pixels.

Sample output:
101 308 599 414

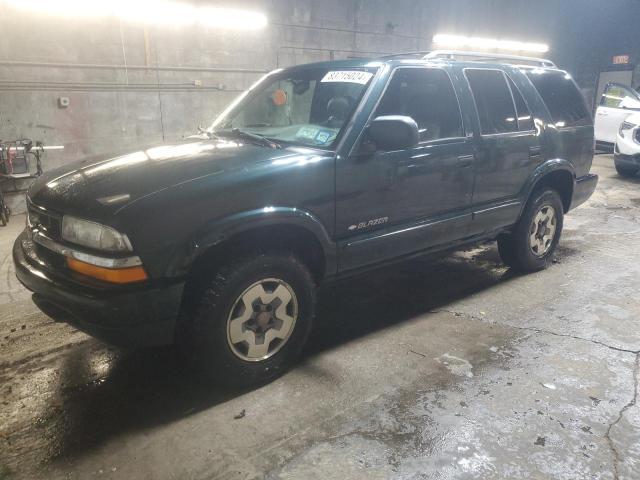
368 115 419 151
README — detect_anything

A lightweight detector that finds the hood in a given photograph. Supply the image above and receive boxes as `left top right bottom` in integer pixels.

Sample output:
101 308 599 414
28 139 312 220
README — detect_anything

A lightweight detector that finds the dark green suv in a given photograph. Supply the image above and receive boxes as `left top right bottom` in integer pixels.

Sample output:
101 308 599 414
14 52 598 385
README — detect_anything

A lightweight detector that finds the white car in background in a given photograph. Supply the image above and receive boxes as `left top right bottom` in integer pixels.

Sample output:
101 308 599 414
594 83 640 152
614 112 640 177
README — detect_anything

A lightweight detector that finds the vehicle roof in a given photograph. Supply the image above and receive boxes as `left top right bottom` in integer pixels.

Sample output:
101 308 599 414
285 56 564 74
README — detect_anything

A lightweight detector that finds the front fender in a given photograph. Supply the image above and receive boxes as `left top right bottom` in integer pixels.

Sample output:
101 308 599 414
166 207 337 278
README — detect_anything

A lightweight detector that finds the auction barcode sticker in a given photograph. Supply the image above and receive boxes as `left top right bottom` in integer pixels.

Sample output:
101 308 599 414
321 71 374 85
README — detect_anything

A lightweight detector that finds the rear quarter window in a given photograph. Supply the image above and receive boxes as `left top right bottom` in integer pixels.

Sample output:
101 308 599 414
525 70 591 128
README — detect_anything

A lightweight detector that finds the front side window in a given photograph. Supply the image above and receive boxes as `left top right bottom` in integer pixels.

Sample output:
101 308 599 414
600 84 640 110
211 67 377 148
374 68 464 142
526 70 591 127
465 69 518 135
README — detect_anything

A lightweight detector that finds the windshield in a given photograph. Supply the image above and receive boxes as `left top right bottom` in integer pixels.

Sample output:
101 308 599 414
210 66 378 149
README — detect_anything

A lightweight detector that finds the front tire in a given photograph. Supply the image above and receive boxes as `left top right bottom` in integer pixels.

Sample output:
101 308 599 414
498 189 564 273
183 253 316 387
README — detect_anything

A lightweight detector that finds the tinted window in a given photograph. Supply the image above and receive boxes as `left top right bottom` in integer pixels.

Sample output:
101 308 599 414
375 68 463 142
507 76 534 131
526 71 591 127
466 69 518 135
601 84 640 109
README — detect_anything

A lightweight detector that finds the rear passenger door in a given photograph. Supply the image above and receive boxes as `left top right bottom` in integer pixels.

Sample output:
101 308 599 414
464 68 540 233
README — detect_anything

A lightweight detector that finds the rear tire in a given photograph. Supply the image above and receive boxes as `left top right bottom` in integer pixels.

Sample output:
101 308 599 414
180 252 316 387
498 189 564 273
615 161 638 178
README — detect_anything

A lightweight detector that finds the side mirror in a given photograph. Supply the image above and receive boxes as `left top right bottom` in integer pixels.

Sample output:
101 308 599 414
368 115 419 151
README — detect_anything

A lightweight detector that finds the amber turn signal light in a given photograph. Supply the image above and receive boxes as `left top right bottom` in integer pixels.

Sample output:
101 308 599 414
66 257 148 284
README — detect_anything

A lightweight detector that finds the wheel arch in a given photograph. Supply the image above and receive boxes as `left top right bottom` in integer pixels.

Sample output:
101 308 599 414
522 159 575 214
169 207 337 287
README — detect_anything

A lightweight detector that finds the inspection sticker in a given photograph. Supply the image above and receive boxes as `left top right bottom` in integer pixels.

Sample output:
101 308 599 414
297 126 319 139
315 130 333 144
321 71 373 84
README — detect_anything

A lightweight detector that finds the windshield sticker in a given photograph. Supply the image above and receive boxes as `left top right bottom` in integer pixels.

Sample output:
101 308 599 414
297 126 319 139
321 71 373 85
315 130 333 144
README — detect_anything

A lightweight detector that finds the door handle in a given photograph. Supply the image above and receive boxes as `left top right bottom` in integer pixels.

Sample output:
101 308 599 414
457 155 474 168
529 146 542 161
597 111 608 116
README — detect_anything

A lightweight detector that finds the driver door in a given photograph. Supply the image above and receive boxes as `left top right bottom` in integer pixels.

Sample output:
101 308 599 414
335 67 475 272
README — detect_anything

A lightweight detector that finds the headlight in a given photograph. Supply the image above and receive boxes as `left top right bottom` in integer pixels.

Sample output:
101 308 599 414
61 216 133 252
619 121 635 138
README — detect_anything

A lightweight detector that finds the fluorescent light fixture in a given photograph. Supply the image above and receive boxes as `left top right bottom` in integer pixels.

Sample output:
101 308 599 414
433 34 549 54
1 0 268 29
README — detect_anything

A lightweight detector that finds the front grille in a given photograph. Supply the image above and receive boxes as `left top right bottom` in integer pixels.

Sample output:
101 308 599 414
635 128 640 144
34 242 67 270
27 202 62 241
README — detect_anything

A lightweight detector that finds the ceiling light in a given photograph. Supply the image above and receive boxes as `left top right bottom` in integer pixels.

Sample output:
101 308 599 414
1 0 268 30
433 34 549 54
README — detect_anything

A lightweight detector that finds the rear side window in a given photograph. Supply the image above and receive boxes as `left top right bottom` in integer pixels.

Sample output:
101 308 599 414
465 69 518 135
526 71 591 127
375 68 464 142
507 76 534 131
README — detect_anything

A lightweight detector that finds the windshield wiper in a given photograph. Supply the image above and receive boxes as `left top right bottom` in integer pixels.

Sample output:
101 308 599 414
211 129 282 149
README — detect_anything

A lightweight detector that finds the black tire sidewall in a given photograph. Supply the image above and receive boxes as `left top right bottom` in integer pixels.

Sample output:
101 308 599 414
497 233 516 267
192 253 315 386
513 189 564 272
615 161 638 177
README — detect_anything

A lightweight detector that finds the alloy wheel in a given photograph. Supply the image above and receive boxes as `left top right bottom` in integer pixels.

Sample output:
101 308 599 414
529 205 557 257
226 278 298 362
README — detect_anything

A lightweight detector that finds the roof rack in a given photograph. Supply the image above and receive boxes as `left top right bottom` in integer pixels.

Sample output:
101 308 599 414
379 51 431 60
423 50 557 68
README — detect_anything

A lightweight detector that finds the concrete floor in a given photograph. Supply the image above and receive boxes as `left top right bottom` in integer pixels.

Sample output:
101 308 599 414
1 154 639 480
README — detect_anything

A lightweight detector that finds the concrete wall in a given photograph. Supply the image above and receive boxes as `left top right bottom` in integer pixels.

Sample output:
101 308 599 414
2 0 640 212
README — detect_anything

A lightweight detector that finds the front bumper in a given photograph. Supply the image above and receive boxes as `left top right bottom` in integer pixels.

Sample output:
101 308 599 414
13 231 184 347
614 151 640 169
569 173 598 211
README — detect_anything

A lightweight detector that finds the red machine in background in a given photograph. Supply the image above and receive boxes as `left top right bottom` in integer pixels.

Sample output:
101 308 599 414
0 139 63 226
